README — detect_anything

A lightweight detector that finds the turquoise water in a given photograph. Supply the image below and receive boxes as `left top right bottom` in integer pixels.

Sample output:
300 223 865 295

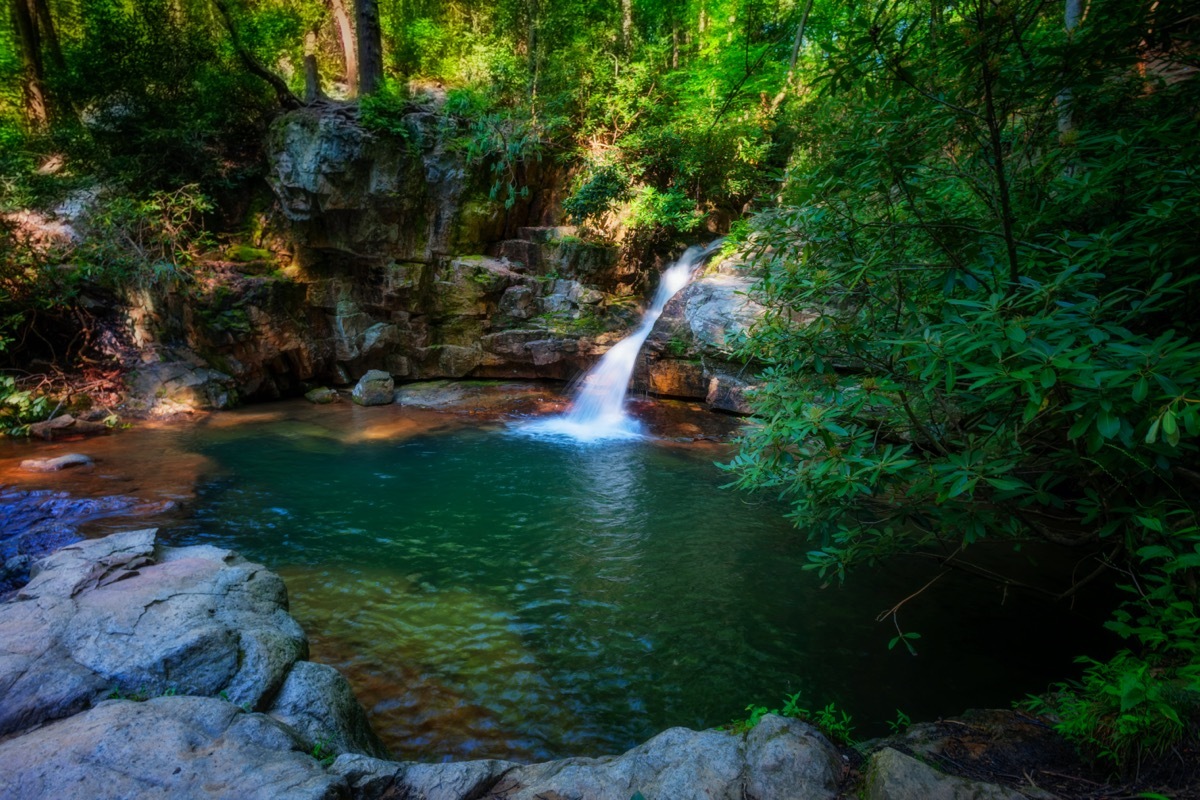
165 412 1110 761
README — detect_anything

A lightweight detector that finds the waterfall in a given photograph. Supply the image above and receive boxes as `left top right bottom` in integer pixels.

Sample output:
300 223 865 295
527 241 722 442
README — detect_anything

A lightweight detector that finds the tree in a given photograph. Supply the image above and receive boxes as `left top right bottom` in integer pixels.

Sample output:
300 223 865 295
355 0 381 94
727 0 1200 768
328 0 357 96
10 0 47 127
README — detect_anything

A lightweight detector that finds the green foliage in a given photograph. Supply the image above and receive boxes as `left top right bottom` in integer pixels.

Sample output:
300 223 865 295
0 375 53 434
886 709 911 735
1027 651 1200 771
310 735 336 767
72 186 214 288
63 0 274 192
627 187 702 234
725 691 857 747
359 80 416 140
725 0 1200 774
562 164 630 225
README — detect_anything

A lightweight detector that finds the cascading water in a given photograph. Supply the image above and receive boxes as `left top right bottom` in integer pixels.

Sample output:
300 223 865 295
526 241 723 442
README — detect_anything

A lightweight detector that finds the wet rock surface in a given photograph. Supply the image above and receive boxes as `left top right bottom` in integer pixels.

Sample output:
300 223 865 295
639 258 766 411
0 488 144 596
19 453 94 472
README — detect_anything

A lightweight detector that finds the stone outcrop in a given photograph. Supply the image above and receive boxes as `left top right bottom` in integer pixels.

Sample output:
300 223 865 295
864 748 1028 800
0 696 347 800
267 660 390 760
638 257 766 413
95 106 769 416
0 529 308 736
332 713 842 800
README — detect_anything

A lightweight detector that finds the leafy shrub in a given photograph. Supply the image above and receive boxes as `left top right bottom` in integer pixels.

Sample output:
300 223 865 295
725 691 856 747
72 186 214 288
0 375 53 434
563 164 630 224
725 0 1200 773
627 186 701 234
359 81 415 140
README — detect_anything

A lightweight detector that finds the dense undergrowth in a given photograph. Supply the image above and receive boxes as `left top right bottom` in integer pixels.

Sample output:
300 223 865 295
1 0 1198 786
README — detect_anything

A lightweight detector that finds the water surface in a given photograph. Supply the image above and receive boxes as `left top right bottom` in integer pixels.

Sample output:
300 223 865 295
126 401 1113 761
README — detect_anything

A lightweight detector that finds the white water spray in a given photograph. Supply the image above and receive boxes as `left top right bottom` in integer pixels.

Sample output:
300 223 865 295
526 241 722 442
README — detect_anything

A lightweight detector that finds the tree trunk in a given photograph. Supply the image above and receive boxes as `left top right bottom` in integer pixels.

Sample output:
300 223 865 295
11 0 48 128
355 0 382 95
527 0 540 101
304 29 323 102
29 0 63 72
328 0 357 97
1057 0 1082 135
620 0 632 53
769 0 813 113
212 0 303 109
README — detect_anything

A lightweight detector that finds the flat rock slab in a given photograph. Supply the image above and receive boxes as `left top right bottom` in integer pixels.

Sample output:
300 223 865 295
0 696 346 800
0 528 307 737
333 714 843 800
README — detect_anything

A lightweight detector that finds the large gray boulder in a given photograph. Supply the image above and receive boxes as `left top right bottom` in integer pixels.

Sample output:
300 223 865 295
330 714 842 800
640 261 766 410
268 660 390 760
0 696 348 800
0 529 307 736
351 370 395 406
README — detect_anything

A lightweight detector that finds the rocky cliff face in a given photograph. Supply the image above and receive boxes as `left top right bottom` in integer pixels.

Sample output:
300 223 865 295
636 258 766 414
120 105 763 416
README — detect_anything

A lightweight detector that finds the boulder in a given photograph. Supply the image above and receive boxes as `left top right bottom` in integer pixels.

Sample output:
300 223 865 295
351 370 395 406
27 415 109 440
125 360 239 415
0 529 307 736
19 453 94 472
865 747 1025 800
706 373 758 415
305 387 340 404
0 696 347 800
268 660 390 760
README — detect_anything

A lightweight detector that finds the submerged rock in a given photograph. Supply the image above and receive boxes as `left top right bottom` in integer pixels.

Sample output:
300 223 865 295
351 370 395 406
19 453 94 472
0 696 346 800
0 489 144 595
305 386 340 404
